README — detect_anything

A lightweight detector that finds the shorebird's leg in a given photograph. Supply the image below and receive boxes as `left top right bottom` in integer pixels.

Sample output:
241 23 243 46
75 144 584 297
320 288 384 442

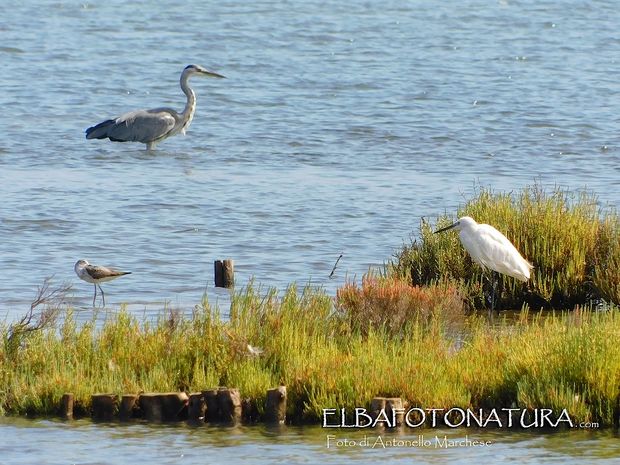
99 284 106 307
93 284 97 307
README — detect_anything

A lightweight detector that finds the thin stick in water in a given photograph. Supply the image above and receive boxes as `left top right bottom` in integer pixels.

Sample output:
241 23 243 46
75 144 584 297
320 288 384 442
329 253 343 279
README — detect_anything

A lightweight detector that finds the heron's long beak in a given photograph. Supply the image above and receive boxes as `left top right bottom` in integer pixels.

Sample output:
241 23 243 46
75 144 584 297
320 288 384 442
434 222 457 234
202 70 226 79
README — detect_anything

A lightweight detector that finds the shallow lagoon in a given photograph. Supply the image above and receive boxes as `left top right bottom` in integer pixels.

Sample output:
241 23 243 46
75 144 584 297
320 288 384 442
1 417 619 465
1 0 619 315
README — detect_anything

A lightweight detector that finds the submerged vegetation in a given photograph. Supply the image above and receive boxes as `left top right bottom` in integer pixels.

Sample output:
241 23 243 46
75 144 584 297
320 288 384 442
0 279 619 427
391 185 620 309
1 185 619 427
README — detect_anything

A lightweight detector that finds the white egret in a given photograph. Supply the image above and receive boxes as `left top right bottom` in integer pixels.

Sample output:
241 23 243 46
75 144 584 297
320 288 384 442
74 259 131 307
434 216 533 309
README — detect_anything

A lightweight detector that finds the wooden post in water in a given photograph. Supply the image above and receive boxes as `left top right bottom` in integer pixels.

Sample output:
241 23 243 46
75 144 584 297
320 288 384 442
119 394 139 420
214 259 234 288
188 392 206 421
61 393 74 420
265 386 287 424
203 389 220 423
370 397 387 427
140 392 189 421
217 387 242 424
139 393 162 421
385 397 404 427
160 392 189 420
91 393 118 420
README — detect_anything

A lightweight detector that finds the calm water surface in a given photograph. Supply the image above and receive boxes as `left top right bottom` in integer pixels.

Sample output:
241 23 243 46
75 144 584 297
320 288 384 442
1 0 619 462
1 418 619 465
1 0 618 313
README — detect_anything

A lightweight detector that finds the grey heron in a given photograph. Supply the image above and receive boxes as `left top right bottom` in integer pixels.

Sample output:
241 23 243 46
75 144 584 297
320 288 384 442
86 65 225 150
74 259 131 306
434 216 533 309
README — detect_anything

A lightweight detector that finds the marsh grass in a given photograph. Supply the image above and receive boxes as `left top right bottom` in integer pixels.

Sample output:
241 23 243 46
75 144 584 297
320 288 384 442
391 185 620 309
1 283 619 427
593 214 620 306
335 274 465 334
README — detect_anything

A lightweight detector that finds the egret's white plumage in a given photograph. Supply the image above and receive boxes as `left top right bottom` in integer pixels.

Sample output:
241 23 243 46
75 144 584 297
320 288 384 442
74 259 131 306
435 216 533 282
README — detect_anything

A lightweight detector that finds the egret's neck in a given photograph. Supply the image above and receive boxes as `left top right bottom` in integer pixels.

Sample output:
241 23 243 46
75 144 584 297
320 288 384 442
180 72 197 134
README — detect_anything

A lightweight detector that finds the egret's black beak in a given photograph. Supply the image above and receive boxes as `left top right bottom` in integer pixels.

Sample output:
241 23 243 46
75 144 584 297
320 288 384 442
434 222 457 234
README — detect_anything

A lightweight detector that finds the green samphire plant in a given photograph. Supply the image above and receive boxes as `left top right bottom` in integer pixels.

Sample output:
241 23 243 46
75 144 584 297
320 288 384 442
1 284 619 426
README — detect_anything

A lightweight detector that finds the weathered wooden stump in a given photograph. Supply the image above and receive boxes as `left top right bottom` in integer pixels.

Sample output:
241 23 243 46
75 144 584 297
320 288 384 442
140 392 189 421
188 392 206 421
203 389 220 423
265 386 287 424
91 393 118 420
119 394 139 420
61 393 74 420
139 393 163 421
214 259 234 288
161 392 189 420
370 396 387 424
217 387 242 423
386 397 405 426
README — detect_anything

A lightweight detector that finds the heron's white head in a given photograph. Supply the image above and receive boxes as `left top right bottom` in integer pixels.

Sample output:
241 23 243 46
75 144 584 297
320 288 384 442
183 64 225 79
434 216 478 234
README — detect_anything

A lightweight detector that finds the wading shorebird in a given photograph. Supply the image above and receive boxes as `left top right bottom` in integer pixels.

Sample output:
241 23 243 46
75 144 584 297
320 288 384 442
434 216 533 311
247 344 264 357
74 259 131 307
85 64 225 150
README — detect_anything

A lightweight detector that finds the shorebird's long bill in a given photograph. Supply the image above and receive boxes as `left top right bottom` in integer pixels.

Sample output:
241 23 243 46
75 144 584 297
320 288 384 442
434 222 457 234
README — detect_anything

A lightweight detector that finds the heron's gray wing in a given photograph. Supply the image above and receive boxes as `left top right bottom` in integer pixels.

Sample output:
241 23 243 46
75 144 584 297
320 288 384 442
105 109 177 143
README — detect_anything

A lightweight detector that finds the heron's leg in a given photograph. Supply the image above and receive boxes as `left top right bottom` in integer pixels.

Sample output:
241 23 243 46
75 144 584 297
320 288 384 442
93 284 97 307
99 284 105 307
146 142 155 151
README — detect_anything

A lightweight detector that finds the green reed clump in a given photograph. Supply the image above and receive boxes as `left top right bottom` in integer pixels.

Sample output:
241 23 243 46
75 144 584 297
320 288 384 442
392 185 620 309
593 214 620 305
1 282 619 426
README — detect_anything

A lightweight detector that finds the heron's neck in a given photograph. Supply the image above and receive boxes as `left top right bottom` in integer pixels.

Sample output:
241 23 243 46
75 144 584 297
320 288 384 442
180 72 197 133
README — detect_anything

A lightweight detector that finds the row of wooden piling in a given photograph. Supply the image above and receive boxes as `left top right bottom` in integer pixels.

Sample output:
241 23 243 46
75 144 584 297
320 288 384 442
61 386 287 424
61 389 405 426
